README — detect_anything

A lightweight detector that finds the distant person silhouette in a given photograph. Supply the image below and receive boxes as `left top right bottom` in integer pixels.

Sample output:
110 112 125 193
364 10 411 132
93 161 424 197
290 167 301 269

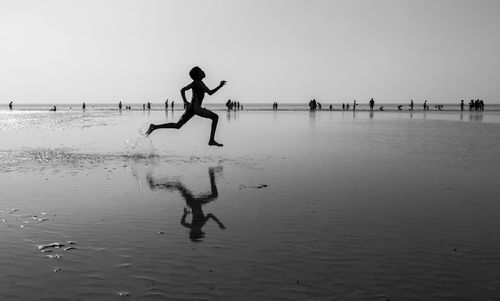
146 167 225 242
119 101 122 110
146 67 226 146
165 99 168 110
309 99 317 110
460 100 464 111
410 100 414 111
147 102 151 110
50 106 57 112
397 105 402 110
369 98 375 111
9 101 13 110
82 102 86 110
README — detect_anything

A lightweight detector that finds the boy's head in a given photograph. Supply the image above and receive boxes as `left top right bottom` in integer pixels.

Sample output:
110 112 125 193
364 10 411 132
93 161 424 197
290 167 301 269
189 66 205 81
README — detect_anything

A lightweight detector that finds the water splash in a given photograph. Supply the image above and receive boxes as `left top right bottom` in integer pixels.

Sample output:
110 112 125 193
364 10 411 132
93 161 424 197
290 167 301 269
124 125 158 159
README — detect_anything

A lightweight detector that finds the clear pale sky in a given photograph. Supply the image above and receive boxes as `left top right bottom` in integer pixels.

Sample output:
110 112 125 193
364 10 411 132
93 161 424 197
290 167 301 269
1 0 499 104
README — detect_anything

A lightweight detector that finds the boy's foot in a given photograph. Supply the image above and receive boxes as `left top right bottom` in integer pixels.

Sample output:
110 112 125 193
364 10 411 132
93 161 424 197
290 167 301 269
145 124 155 136
208 140 223 147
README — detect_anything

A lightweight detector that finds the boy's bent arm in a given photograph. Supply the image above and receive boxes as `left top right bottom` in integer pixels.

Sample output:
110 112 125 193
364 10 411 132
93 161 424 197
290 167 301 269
180 83 192 104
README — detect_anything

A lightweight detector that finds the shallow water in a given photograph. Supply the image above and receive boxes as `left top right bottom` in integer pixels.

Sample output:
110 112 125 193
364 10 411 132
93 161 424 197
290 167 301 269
1 109 500 300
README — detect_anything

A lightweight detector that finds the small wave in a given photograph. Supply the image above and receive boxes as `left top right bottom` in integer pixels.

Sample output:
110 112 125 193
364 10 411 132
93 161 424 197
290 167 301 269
38 242 66 250
0 146 156 172
0 144 251 174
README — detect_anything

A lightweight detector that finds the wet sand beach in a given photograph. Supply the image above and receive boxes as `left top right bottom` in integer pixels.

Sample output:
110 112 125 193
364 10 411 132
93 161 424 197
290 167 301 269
1 109 500 300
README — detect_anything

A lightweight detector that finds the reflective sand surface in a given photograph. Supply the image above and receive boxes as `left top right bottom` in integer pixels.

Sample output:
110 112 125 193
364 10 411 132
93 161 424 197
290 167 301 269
1 109 500 300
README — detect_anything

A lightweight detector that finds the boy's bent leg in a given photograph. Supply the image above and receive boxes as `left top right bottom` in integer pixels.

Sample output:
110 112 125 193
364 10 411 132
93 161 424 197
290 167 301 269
193 107 223 146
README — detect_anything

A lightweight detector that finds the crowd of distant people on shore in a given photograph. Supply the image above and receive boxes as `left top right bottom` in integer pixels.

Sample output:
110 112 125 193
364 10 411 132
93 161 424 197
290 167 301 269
463 99 485 111
308 99 322 110
304 98 488 112
225 99 242 111
4 98 489 112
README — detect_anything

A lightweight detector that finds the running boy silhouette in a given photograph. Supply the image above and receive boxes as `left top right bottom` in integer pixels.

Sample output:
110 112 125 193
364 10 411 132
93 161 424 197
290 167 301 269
146 67 226 146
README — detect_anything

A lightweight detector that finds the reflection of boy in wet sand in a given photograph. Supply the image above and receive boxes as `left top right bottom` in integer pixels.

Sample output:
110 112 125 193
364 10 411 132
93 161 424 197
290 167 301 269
146 67 226 146
147 167 225 242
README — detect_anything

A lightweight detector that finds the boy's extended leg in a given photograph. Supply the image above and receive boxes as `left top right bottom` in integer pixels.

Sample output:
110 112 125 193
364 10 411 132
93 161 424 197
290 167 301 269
146 110 194 136
193 107 223 146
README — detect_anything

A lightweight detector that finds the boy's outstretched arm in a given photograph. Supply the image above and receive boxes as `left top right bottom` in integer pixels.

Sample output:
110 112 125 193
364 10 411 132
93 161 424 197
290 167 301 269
204 81 226 96
180 83 192 105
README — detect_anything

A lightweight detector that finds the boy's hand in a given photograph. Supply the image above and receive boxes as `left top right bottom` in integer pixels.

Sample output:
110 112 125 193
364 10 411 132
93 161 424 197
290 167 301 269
220 80 227 87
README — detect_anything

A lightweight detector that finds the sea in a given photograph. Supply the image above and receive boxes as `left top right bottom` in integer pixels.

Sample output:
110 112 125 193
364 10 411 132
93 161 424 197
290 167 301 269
1 105 500 300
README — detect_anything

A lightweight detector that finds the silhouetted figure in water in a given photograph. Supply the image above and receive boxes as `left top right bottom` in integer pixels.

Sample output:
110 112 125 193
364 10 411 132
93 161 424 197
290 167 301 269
147 102 151 110
146 67 226 146
165 99 168 110
119 101 122 110
369 98 375 111
397 105 402 110
410 100 414 111
50 106 57 112
423 100 427 111
146 167 225 242
460 100 464 111
353 100 357 111
379 106 384 111
9 101 13 110
345 103 349 110
171 101 174 111
329 104 332 110
342 103 345 110
82 102 86 110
